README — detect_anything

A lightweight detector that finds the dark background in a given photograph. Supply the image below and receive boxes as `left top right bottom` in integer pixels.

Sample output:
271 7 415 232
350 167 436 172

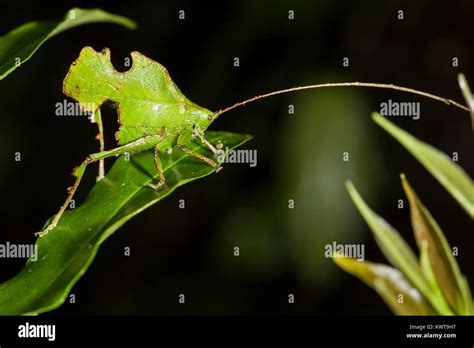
0 0 472 315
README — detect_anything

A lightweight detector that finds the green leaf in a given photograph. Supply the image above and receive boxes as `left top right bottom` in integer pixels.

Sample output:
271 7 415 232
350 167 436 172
0 8 136 80
0 131 251 315
345 181 451 314
401 174 471 314
457 73 474 130
419 241 453 315
346 182 429 293
333 256 434 315
372 112 474 218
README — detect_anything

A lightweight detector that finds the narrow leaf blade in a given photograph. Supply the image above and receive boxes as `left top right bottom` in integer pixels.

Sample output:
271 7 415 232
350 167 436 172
402 174 471 314
333 256 434 315
345 181 431 298
372 112 474 218
0 131 251 315
0 8 136 79
457 73 474 130
419 241 453 315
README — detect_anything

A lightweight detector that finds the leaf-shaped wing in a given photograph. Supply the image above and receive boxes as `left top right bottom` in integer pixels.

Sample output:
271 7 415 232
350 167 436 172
63 46 213 145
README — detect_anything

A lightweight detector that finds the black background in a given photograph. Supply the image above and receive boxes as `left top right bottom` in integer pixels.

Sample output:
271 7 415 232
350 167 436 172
0 0 473 317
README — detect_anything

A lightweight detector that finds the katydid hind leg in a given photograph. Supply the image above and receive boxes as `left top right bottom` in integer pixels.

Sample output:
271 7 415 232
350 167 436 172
36 158 91 237
37 134 165 237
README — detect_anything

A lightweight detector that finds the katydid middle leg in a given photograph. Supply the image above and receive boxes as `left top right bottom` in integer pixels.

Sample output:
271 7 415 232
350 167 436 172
36 134 166 237
148 145 166 189
176 144 222 173
177 131 222 172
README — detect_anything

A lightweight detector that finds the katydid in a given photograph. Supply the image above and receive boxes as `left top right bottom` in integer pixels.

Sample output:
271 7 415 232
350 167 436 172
36 46 471 236
37 46 222 236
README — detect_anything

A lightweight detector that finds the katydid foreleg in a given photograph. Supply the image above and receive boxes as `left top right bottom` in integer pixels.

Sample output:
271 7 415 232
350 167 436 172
36 134 166 237
192 126 220 154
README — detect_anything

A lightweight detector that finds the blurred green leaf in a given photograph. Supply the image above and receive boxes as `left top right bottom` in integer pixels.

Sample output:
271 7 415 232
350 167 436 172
457 73 474 130
345 181 453 314
346 182 429 293
419 241 453 315
401 174 472 314
0 131 251 315
372 112 474 218
333 256 434 315
0 8 136 79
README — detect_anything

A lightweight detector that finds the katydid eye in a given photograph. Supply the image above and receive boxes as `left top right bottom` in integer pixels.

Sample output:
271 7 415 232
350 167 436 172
207 114 212 120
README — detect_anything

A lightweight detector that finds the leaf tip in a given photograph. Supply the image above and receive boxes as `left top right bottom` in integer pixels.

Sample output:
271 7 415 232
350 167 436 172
400 173 410 192
457 73 467 89
371 111 382 121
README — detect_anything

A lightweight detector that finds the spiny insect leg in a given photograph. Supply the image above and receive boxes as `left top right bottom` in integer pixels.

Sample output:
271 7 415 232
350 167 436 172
200 135 219 154
36 134 165 237
177 144 222 172
148 145 166 189
192 126 219 154
94 109 106 181
35 157 91 237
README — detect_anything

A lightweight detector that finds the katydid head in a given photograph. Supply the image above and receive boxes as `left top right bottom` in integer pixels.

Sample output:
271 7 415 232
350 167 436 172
191 106 215 132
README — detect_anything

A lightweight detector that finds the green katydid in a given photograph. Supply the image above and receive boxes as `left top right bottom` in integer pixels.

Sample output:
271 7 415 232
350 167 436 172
36 46 471 236
37 46 222 236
